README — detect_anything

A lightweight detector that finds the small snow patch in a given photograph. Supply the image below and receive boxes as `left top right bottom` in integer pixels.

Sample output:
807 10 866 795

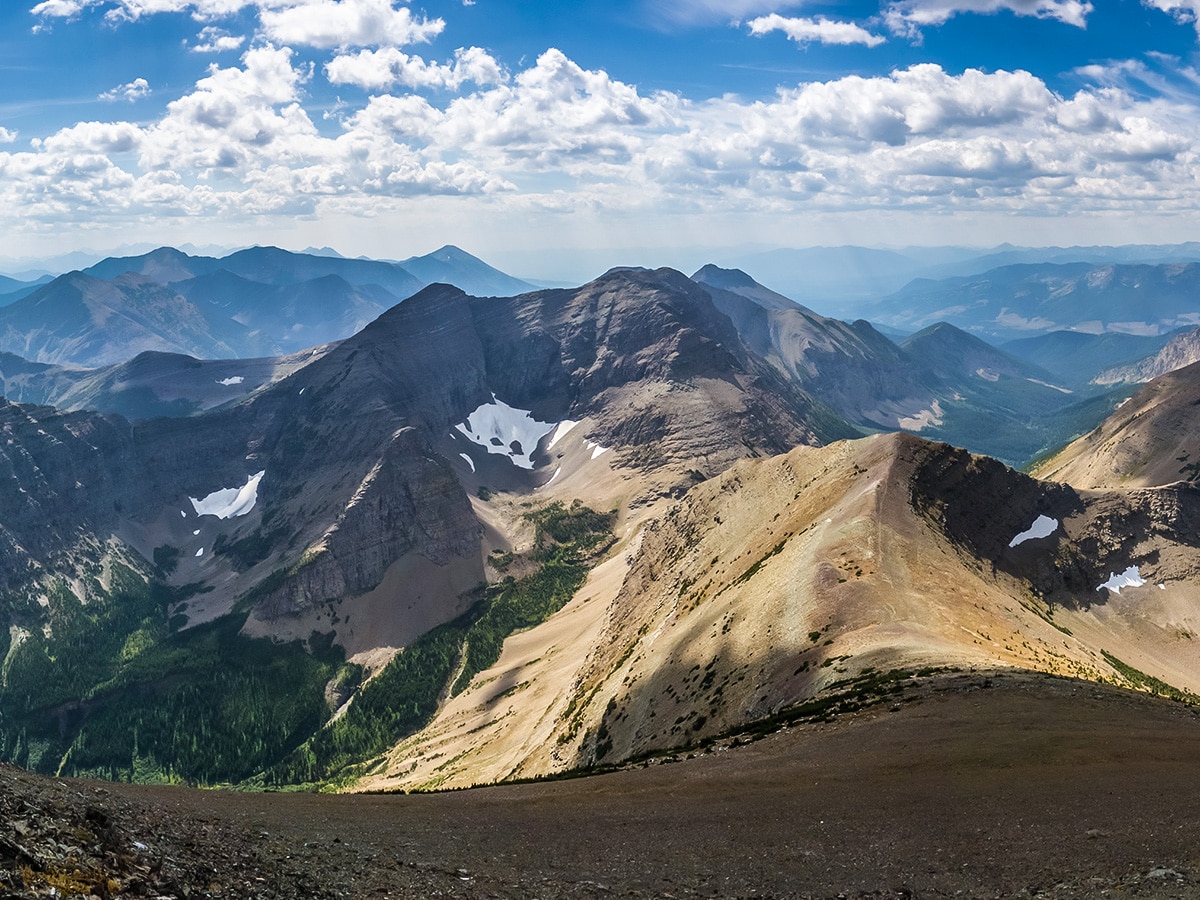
1026 378 1073 395
898 400 944 432
459 453 475 473
195 548 204 558
1160 583 1167 591
180 510 187 518
190 471 265 519
975 368 1000 382
217 376 245 386
545 466 561 486
585 440 611 460
547 420 579 450
299 387 306 395
454 395 557 470
1008 515 1058 548
192 529 200 536
1097 566 1145 595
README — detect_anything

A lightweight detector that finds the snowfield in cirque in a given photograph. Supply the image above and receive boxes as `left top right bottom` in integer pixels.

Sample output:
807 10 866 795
454 395 559 469
190 471 266 519
1009 515 1059 548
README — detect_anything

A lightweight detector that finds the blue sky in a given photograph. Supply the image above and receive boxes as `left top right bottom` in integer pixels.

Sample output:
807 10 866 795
4 0 1200 278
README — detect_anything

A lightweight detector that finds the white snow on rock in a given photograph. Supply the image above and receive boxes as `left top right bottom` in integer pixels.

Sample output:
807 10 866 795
1026 378 1073 394
1160 584 1167 590
217 376 245 386
1097 566 1145 595
545 466 561 486
192 529 200 536
190 471 265 519
459 453 476 473
180 510 187 518
586 440 611 460
547 420 579 450
454 395 557 470
898 400 944 432
1008 515 1058 548
195 547 204 558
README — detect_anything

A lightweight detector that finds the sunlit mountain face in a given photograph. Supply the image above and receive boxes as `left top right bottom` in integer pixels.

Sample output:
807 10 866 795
3 0 1200 278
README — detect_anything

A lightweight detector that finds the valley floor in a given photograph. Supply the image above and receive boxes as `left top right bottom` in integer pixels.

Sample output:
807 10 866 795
6 670 1200 899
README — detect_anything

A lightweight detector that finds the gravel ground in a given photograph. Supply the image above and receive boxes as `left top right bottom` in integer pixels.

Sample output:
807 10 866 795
4 671 1200 899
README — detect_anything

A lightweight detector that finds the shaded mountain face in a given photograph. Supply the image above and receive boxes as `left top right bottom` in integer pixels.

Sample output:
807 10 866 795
1033 360 1200 490
0 272 246 366
873 261 1200 340
173 271 392 355
0 347 333 420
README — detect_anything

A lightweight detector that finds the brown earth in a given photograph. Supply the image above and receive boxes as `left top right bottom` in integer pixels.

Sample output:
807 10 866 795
6 670 1200 899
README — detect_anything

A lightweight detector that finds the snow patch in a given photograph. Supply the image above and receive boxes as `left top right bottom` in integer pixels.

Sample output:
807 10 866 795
180 510 187 518
454 395 557 470
192 529 200 536
459 453 475 473
898 399 944 432
975 368 1000 382
545 466 561 486
1097 566 1145 595
547 419 579 450
1008 515 1058 548
190 471 265 519
195 548 204 558
586 440 611 460
217 376 245 386
1160 583 1167 590
1026 378 1073 394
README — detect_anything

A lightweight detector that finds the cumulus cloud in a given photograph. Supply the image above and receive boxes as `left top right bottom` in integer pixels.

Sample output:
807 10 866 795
885 0 1093 36
191 25 246 52
33 0 444 46
0 128 17 144
99 77 151 102
326 46 504 91
259 0 443 48
747 14 886 47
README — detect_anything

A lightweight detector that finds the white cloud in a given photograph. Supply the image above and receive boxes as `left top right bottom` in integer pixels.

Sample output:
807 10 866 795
1145 0 1200 35
0 128 17 144
3 43 1200 244
885 0 1093 36
326 45 504 91
32 0 443 45
99 77 151 102
191 25 246 52
259 0 444 48
747 14 886 47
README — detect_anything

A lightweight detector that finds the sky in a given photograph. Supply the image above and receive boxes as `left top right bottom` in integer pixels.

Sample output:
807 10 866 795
5 0 1200 279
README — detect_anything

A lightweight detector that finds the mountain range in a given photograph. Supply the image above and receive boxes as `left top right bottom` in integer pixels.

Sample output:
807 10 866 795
0 248 1198 793
0 245 538 367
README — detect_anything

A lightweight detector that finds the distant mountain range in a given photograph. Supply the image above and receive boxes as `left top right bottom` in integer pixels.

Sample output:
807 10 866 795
0 245 537 367
866 262 1200 341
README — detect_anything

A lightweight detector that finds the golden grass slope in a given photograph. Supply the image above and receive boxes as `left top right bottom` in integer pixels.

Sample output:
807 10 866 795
355 432 1200 792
